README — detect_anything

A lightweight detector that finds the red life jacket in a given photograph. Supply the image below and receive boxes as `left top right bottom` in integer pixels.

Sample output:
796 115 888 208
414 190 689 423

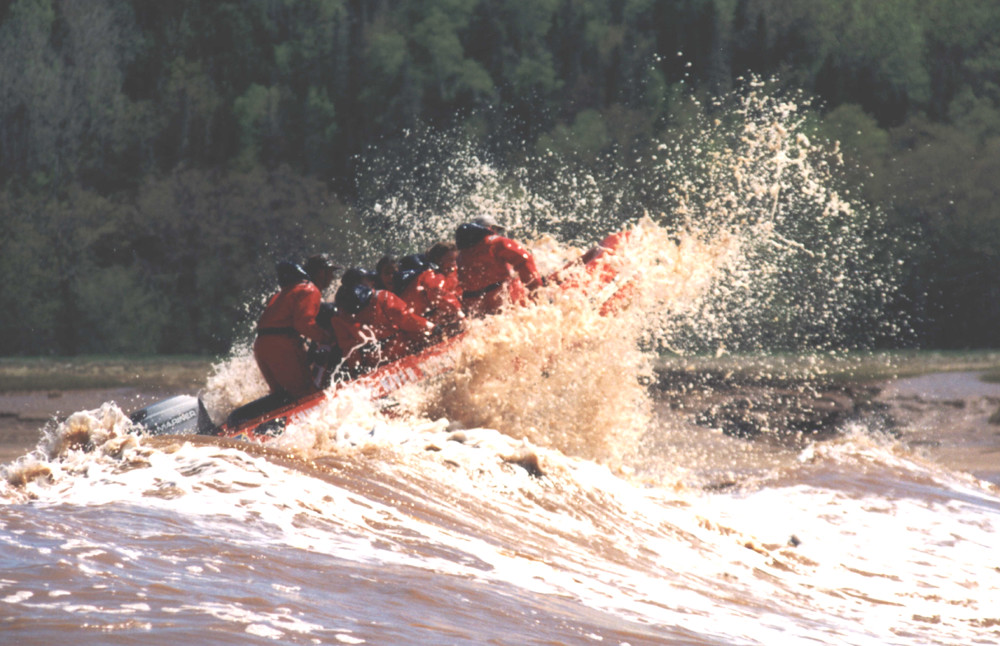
399 269 463 327
435 252 462 298
584 230 634 315
257 281 332 345
585 231 629 276
457 234 541 316
345 290 434 369
438 266 462 300
254 281 331 397
326 311 360 358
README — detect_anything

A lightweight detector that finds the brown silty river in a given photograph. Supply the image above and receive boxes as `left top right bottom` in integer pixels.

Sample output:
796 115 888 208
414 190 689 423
1 366 999 645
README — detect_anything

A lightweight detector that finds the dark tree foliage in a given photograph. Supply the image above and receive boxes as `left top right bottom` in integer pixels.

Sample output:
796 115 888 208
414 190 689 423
1 0 998 353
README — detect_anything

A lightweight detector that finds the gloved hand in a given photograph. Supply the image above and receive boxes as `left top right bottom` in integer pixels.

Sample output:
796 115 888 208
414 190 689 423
311 344 339 368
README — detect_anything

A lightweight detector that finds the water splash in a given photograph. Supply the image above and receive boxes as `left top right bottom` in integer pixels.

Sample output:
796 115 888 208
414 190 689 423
196 81 898 467
200 342 268 423
643 86 899 355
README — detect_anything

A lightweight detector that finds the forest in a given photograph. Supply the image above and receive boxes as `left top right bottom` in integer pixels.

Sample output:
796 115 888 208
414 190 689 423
1 0 998 355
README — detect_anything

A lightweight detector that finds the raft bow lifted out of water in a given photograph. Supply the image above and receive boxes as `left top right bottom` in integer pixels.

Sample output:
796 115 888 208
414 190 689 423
129 229 634 442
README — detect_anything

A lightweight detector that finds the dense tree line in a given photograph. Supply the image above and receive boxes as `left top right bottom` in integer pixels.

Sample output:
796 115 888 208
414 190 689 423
1 0 998 354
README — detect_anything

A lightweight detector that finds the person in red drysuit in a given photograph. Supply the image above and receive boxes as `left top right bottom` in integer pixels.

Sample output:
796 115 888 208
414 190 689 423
303 253 339 297
544 229 635 315
582 230 635 315
426 241 461 299
314 267 380 379
374 255 398 293
254 261 334 399
333 283 434 373
394 254 464 332
580 231 630 275
455 218 542 317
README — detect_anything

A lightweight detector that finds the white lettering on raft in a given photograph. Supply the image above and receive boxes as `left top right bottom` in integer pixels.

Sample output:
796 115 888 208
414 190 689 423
377 366 421 395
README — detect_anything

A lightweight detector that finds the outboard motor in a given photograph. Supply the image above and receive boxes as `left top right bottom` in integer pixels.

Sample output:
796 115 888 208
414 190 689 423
130 395 217 436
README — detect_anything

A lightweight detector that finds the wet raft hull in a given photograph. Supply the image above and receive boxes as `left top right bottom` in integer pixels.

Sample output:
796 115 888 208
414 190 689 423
220 332 465 441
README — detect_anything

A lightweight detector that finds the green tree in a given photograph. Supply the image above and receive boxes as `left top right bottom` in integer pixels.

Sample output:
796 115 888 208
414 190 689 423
923 0 1000 120
883 116 1000 346
357 27 417 136
0 193 61 353
0 0 63 185
410 0 496 112
0 0 142 189
233 83 282 169
729 0 932 124
536 108 610 161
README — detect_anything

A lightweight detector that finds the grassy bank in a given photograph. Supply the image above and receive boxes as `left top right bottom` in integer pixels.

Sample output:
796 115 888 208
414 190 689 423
3 350 1000 394
0 356 217 392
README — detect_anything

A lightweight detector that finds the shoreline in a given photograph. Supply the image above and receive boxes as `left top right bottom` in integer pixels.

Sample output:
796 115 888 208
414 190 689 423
2 360 1000 485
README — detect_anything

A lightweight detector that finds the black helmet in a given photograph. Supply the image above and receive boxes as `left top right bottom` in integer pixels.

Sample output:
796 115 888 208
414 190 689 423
399 253 431 272
304 253 339 276
341 267 376 288
393 268 420 293
472 214 505 233
335 283 373 315
455 222 492 249
315 301 338 331
276 261 310 288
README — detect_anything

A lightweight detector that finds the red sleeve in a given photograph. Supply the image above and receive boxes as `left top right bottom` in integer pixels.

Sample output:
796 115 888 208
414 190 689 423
291 283 333 344
382 291 433 334
329 314 359 352
422 271 462 318
494 237 541 287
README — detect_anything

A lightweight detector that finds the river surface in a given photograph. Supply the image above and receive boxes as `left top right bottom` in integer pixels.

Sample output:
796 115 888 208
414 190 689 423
2 362 998 645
